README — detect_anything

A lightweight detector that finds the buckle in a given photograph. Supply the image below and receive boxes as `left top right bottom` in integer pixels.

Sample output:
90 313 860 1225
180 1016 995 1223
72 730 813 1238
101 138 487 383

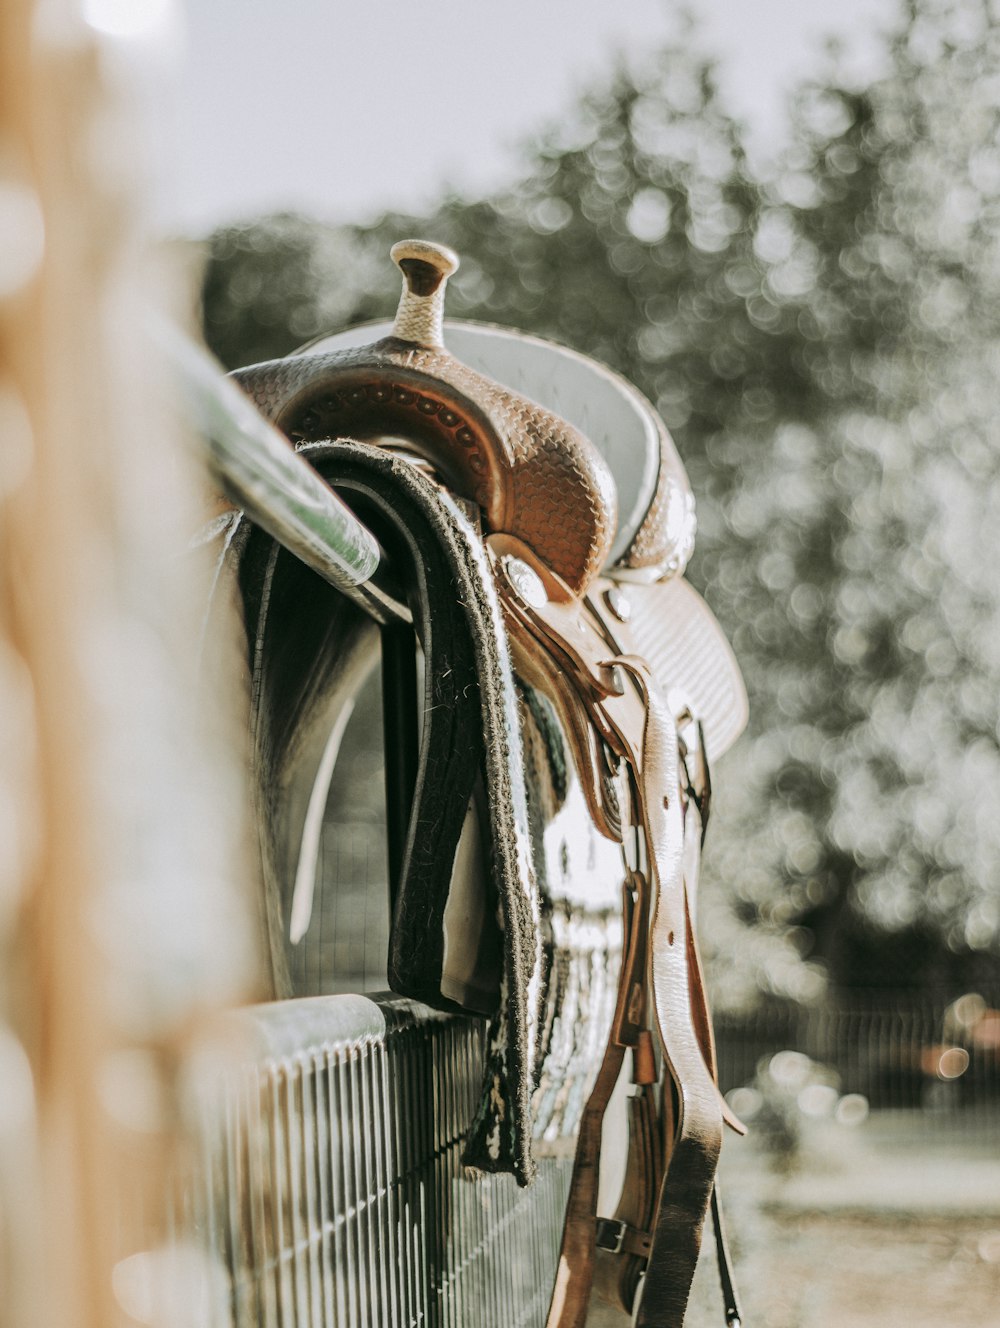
595 1217 627 1254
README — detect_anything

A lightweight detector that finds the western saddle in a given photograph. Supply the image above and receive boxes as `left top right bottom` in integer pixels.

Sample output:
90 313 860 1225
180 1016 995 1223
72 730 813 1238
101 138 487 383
229 239 748 1326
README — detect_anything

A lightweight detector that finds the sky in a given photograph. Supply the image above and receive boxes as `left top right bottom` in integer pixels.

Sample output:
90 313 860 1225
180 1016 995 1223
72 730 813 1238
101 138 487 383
154 0 898 236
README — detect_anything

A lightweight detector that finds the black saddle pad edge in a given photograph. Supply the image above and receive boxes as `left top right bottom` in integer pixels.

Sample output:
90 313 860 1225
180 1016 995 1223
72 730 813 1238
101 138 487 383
300 441 543 1186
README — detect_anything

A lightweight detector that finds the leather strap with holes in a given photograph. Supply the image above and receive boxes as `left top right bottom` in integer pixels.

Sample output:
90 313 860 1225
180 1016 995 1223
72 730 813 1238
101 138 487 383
545 657 744 1328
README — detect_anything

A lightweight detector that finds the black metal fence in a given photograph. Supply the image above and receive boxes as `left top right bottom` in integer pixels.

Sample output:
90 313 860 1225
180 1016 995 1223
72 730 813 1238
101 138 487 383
186 996 573 1328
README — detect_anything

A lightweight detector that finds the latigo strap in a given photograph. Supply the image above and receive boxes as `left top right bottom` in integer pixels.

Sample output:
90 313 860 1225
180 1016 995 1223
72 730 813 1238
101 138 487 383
535 640 743 1326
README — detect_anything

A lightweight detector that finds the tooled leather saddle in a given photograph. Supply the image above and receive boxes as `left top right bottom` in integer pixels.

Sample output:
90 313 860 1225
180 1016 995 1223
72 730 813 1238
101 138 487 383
228 239 748 1326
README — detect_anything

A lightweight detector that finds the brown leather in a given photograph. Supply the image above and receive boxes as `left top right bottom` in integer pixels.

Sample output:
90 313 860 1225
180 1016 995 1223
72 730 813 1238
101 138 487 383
618 661 723 1327
485 524 741 1324
489 540 662 844
541 649 743 1328
545 875 646 1328
592 1078 663 1313
232 341 617 597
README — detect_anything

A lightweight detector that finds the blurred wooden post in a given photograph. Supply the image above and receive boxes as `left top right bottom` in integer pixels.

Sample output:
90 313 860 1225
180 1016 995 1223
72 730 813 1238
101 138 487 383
0 3 254 1325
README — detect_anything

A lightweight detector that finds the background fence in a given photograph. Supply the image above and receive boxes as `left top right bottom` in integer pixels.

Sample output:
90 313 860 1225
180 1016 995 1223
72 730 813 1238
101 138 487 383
715 989 1000 1129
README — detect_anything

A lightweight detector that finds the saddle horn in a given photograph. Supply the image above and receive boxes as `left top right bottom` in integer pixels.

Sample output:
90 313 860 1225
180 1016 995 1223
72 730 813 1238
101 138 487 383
233 239 618 597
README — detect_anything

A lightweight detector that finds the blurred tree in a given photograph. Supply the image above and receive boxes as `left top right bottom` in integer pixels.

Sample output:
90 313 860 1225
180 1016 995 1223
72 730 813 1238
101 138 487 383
201 0 1000 1007
784 0 1000 991
201 213 392 370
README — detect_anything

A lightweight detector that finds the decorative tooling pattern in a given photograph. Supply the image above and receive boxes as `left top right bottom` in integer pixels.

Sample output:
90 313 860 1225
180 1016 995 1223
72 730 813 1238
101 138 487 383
620 417 697 576
234 238 618 596
235 343 618 596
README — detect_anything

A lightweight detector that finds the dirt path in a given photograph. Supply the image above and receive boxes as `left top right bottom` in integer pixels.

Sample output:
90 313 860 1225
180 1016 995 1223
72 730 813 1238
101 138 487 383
682 1112 1000 1326
685 1209 1000 1327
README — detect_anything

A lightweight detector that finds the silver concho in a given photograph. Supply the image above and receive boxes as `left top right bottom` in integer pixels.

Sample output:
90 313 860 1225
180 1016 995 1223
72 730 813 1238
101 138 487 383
503 556 548 608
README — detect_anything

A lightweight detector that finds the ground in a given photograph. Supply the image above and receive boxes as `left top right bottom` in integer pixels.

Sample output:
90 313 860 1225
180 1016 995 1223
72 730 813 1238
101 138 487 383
683 1109 1000 1327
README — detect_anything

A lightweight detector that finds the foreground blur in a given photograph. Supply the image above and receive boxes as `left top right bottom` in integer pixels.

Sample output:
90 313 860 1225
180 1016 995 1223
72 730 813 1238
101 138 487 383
0 4 255 1325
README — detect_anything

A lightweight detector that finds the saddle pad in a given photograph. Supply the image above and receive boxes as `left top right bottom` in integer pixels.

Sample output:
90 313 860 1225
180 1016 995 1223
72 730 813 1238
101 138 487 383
296 443 628 1173
204 436 632 1185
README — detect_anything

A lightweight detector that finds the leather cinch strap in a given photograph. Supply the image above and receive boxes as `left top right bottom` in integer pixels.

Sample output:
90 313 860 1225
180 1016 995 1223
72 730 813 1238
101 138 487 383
627 663 723 1327
546 659 743 1328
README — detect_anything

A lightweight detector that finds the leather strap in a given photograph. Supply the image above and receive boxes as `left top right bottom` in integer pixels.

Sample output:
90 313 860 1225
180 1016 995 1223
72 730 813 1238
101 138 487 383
545 872 648 1328
545 656 742 1328
620 660 722 1328
591 1072 662 1313
679 725 743 1327
711 1184 743 1327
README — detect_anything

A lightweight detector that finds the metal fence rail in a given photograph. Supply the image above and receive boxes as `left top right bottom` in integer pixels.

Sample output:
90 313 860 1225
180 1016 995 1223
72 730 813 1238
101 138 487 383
185 995 572 1328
